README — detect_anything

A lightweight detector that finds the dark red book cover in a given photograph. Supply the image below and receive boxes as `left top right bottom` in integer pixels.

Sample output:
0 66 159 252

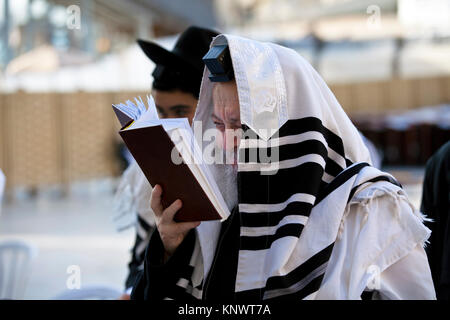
119 125 223 222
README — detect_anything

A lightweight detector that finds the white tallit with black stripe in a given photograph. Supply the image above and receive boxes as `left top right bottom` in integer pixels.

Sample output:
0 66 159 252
178 34 430 300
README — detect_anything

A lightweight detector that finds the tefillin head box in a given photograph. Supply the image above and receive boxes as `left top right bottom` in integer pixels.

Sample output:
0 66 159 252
203 44 234 82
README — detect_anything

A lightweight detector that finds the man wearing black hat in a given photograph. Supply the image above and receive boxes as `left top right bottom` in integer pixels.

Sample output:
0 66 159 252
114 26 219 300
138 26 219 120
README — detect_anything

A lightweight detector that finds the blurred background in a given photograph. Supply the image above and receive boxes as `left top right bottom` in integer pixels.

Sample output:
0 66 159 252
0 0 449 299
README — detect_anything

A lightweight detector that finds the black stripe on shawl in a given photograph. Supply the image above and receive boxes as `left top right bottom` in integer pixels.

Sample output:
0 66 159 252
240 223 304 250
267 272 326 301
240 139 346 180
178 265 195 282
233 276 326 301
240 202 313 227
239 140 327 164
133 233 145 258
241 117 347 160
234 243 334 300
347 175 402 203
163 264 199 301
238 162 324 204
264 242 334 291
137 214 153 232
345 158 354 167
314 162 370 205
278 118 346 159
324 157 345 177
132 233 145 259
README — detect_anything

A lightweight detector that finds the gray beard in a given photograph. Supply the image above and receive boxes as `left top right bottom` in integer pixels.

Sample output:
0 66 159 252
210 163 238 212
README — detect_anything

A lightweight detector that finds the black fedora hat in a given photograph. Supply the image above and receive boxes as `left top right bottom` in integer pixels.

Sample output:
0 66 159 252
137 26 220 75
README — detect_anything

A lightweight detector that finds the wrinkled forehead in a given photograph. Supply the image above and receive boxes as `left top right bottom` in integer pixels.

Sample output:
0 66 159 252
212 81 239 106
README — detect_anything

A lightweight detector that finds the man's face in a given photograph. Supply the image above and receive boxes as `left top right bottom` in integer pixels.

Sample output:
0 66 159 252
152 89 198 124
212 80 242 166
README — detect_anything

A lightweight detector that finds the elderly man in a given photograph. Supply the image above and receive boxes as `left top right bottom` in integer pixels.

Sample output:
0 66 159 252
131 34 435 300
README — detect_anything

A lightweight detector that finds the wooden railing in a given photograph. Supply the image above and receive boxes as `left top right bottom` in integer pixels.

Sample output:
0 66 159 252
0 76 449 190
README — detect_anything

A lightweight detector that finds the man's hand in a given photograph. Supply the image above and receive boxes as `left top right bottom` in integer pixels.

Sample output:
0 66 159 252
151 185 201 262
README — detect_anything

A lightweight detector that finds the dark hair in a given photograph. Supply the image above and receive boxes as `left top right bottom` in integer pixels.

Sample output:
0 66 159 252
151 64 202 99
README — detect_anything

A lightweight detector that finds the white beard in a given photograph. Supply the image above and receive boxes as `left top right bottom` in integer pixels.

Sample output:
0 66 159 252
210 163 238 212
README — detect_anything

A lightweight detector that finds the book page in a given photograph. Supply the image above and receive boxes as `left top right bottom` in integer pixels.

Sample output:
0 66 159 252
113 95 157 123
144 95 159 120
171 128 230 220
128 118 190 131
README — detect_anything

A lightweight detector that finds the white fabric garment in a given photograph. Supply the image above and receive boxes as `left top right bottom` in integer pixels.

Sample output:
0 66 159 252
313 179 435 299
113 161 155 231
360 132 382 169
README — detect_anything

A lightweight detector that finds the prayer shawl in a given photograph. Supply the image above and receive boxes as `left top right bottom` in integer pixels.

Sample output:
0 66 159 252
176 34 431 300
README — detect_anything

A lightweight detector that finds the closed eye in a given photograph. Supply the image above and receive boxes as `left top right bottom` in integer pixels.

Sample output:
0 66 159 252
214 121 225 130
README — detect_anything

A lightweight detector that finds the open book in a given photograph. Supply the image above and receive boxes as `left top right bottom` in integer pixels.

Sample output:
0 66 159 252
113 96 230 222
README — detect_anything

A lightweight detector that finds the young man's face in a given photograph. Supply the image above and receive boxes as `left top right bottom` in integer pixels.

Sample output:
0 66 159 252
152 89 198 124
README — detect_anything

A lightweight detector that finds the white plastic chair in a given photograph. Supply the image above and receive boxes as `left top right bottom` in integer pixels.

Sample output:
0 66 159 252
0 239 38 300
52 284 123 300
